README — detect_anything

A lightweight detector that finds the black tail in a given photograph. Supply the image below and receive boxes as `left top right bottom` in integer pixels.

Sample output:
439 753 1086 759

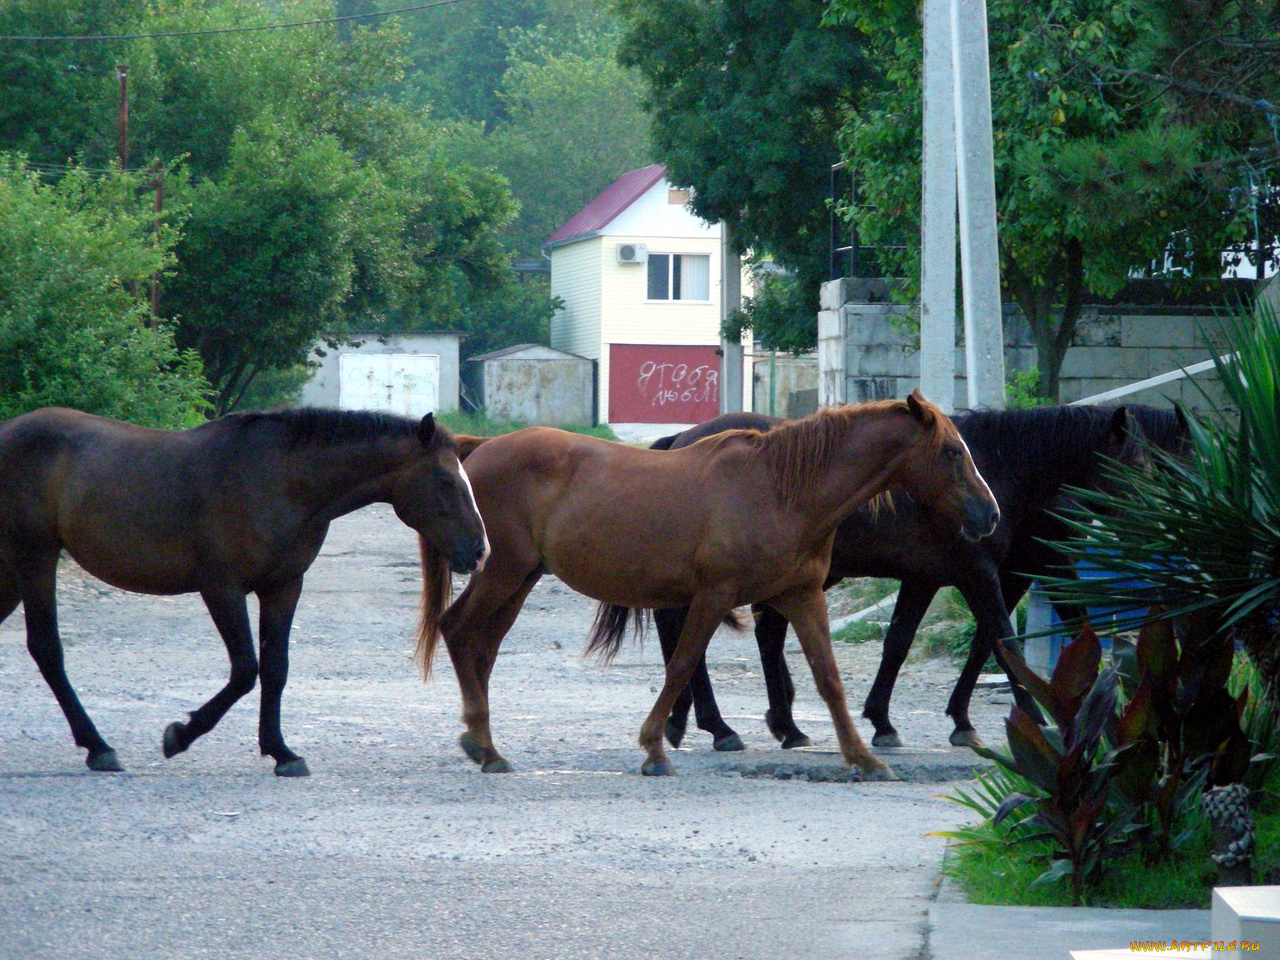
586 601 748 663
586 603 650 663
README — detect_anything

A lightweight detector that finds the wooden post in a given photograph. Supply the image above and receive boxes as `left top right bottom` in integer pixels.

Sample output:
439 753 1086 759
115 65 129 171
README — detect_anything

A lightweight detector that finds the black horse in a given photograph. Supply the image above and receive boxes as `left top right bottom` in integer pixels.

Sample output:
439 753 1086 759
0 407 489 775
602 404 1182 751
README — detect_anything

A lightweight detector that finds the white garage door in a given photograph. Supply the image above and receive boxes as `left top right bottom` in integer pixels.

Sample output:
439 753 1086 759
339 354 440 418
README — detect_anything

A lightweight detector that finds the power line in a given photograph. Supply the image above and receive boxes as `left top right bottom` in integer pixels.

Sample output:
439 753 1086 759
0 0 469 43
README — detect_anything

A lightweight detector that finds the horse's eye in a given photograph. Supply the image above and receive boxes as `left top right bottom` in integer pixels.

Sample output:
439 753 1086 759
944 447 963 462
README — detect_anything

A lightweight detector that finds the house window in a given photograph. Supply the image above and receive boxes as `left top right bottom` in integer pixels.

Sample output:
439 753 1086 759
647 254 710 301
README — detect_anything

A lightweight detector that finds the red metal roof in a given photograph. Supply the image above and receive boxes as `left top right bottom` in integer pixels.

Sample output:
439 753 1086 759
545 163 667 246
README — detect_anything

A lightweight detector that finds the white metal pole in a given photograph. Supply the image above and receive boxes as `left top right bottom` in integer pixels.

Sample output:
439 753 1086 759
951 0 1006 409
920 0 958 413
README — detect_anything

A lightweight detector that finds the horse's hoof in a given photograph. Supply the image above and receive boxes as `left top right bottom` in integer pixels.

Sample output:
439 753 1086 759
664 719 687 749
713 733 746 752
950 729 984 749
480 757 513 774
458 732 485 765
86 749 123 772
274 757 311 778
641 757 675 777
162 722 188 758
861 759 899 782
779 732 812 749
872 731 904 749
765 709 785 741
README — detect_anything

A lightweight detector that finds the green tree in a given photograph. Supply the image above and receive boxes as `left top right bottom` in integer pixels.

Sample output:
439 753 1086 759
613 0 873 350
442 26 651 257
0 157 208 427
826 0 1278 399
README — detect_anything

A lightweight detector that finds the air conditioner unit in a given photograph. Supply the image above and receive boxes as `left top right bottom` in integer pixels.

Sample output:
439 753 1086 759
616 242 648 264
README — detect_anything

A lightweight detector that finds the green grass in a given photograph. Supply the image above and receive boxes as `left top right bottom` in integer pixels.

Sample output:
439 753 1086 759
833 620 884 644
942 775 1280 908
437 409 617 441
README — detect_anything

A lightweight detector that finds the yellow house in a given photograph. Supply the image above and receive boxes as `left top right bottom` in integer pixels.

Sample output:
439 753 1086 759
545 164 749 429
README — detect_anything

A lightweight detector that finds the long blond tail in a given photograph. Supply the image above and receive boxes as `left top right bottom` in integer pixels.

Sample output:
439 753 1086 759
414 534 453 678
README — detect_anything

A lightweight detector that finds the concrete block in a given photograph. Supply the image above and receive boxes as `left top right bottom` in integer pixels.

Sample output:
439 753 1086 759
1147 348 1215 375
819 279 846 311
847 377 895 402
1211 886 1280 959
848 344 911 378
1122 315 1197 348
1074 313 1122 347
1061 347 1151 380
817 309 843 340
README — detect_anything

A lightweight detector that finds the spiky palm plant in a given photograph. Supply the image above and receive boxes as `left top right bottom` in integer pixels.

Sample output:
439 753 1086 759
1044 296 1280 706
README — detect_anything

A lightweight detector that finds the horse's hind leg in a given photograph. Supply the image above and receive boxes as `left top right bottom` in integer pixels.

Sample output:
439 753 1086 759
163 587 257 761
861 580 936 748
754 604 811 748
256 578 308 777
770 586 892 778
655 607 742 752
14 552 121 771
442 570 540 773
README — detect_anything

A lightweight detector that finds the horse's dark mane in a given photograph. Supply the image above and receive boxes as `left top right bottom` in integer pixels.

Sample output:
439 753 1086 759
953 404 1177 484
216 408 455 451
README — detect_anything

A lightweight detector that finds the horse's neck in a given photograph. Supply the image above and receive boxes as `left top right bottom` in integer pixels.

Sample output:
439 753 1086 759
287 440 406 522
778 417 908 532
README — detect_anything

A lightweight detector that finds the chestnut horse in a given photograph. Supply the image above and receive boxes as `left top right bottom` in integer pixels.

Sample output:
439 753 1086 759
0 407 488 776
418 391 998 777
615 404 1178 753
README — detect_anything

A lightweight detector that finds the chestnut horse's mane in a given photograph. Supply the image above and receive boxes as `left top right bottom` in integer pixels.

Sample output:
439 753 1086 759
692 399 948 509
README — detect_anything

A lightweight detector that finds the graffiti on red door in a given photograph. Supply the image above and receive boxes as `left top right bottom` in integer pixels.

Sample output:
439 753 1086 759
609 344 721 423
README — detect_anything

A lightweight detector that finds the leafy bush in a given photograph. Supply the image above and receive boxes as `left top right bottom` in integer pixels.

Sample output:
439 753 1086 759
0 158 209 427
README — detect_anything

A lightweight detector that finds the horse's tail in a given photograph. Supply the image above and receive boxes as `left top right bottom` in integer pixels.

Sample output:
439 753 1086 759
414 534 453 679
586 603 650 663
586 603 748 663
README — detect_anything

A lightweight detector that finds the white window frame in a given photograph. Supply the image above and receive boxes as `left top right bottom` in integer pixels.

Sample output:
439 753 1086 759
644 252 712 304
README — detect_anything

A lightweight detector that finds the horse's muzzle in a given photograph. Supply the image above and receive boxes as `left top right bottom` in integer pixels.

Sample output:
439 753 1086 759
961 499 1000 542
448 538 490 575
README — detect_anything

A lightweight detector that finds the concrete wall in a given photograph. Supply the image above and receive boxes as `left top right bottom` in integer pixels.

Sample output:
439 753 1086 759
752 353 819 418
465 354 594 428
299 333 461 412
820 279 1233 412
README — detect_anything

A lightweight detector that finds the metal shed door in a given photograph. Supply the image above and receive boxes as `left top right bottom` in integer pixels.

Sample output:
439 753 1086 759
339 354 440 417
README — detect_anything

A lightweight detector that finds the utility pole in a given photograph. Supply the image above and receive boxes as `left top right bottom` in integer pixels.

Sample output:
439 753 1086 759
720 222 745 413
151 163 164 323
919 0 958 413
115 64 128 171
950 0 1006 408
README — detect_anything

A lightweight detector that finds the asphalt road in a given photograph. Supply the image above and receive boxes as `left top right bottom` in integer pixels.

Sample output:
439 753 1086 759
0 505 1005 960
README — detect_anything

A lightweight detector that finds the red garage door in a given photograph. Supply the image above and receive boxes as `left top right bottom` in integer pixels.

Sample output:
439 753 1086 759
608 344 721 423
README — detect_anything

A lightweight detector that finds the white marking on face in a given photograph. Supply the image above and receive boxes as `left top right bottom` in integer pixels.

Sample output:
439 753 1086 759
457 463 490 571
958 434 998 529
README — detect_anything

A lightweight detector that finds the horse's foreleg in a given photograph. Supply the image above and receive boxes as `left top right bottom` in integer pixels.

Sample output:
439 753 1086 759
948 574 1014 747
164 588 257 760
655 607 742 752
862 580 936 748
770 587 891 778
442 570 540 773
639 592 735 776
256 578 308 777
754 604 810 748
15 552 121 772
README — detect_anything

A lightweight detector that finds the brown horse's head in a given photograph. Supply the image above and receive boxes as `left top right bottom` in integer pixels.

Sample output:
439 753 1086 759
900 390 999 542
390 414 490 574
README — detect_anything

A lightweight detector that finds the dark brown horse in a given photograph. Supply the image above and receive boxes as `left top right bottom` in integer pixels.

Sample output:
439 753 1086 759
0 407 488 776
418 391 999 777
623 404 1181 753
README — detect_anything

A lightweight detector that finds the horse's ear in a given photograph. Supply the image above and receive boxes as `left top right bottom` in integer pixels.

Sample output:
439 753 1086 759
1174 405 1190 435
1107 406 1131 446
454 435 489 462
417 413 436 448
907 388 929 422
